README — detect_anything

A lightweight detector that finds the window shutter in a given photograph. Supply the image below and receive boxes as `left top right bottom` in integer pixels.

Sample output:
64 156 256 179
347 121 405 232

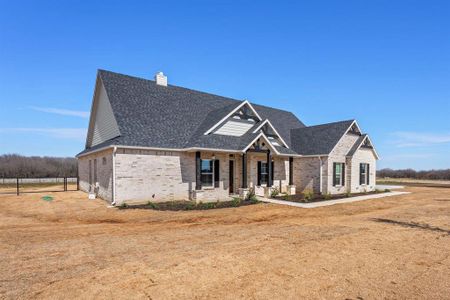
214 159 220 188
257 161 261 186
271 161 274 182
333 163 337 186
367 164 370 185
342 163 345 186
359 163 364 185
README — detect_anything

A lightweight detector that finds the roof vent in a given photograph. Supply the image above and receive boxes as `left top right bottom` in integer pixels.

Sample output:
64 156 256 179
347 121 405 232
155 71 167 86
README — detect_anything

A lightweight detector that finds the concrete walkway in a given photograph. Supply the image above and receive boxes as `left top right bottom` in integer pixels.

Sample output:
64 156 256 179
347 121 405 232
258 191 410 208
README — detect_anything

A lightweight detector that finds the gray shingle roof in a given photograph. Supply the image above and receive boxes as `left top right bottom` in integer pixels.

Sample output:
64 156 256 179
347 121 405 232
290 120 355 155
78 70 361 157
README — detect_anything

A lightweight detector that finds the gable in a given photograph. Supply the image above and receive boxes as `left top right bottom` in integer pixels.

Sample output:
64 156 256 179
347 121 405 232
252 119 289 148
346 135 379 159
86 77 120 147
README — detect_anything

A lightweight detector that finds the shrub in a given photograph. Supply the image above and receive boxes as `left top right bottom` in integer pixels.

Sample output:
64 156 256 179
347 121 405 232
303 190 314 202
147 201 157 209
232 197 241 207
270 187 280 198
282 193 289 201
324 192 332 200
345 191 351 198
120 202 128 208
384 188 391 193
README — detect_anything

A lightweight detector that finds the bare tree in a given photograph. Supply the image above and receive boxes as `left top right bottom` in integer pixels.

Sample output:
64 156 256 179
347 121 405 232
378 168 450 180
0 154 77 178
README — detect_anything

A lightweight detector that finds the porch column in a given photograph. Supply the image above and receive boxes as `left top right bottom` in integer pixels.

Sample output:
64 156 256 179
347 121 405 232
267 150 272 187
195 151 201 190
289 157 293 185
242 152 247 188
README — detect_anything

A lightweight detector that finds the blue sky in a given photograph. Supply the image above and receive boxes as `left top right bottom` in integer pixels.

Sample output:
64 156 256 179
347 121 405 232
0 0 449 170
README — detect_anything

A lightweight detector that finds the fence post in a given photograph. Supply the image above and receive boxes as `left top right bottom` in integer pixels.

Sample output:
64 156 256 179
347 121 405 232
16 178 19 196
77 176 79 191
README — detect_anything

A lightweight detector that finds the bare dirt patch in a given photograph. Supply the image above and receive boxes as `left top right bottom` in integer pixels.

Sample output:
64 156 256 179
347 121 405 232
1 187 449 299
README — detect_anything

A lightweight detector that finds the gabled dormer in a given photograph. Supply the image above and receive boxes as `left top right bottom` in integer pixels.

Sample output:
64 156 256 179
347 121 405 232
252 119 289 148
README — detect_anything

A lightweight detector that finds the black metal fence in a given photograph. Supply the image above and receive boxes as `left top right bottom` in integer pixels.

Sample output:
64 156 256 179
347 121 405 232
0 177 79 195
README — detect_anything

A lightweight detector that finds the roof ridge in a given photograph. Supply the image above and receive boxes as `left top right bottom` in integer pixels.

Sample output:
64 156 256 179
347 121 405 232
295 119 355 130
98 69 244 104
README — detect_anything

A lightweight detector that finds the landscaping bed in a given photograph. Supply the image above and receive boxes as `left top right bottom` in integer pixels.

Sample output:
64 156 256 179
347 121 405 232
273 189 389 203
118 198 259 211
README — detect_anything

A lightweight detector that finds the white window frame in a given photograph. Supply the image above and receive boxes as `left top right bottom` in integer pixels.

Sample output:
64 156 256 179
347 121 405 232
334 163 344 187
360 163 369 185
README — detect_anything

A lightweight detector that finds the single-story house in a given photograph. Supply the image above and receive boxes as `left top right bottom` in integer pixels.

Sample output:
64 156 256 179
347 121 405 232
76 70 379 205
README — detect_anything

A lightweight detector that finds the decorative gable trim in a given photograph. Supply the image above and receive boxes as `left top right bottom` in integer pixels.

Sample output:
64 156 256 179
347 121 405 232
241 132 280 155
347 135 380 159
203 100 262 135
252 119 289 148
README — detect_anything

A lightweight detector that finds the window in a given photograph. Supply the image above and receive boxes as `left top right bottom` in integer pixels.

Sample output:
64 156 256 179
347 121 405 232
93 159 97 183
88 160 92 185
102 157 107 165
360 163 370 185
260 162 269 185
200 159 214 187
333 163 345 186
257 161 274 186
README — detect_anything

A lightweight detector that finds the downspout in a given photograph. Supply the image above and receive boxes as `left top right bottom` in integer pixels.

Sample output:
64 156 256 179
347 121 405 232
318 156 323 194
111 146 117 206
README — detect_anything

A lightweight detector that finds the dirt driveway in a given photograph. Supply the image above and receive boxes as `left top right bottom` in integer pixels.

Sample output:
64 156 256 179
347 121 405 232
1 187 449 299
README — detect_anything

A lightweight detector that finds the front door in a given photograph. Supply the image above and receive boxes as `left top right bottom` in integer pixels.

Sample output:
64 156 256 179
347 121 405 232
229 160 234 194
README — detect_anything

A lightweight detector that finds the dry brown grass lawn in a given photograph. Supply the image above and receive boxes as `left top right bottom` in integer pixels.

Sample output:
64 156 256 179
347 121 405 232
1 186 449 299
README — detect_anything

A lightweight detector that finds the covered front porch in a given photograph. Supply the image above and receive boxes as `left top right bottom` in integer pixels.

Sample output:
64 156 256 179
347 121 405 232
191 146 296 203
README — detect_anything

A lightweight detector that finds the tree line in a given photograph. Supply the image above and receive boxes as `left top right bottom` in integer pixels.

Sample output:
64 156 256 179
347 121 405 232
377 168 450 180
0 154 77 178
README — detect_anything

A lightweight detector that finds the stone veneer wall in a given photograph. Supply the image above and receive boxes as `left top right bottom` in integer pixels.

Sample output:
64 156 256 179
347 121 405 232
114 149 232 205
293 157 325 194
246 154 290 196
349 148 377 193
327 133 378 194
78 149 113 202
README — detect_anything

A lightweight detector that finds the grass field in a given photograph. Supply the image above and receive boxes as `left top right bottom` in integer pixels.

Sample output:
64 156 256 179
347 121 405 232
1 186 449 299
377 178 450 188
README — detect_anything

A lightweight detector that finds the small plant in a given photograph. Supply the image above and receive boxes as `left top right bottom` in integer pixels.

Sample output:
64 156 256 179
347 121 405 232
232 197 241 207
120 202 128 208
384 188 391 192
270 187 280 198
303 189 314 202
345 191 351 198
282 193 289 201
147 201 157 209
324 192 332 200
246 187 257 202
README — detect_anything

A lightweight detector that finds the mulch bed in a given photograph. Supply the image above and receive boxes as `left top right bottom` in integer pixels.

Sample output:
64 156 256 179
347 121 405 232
118 198 259 211
274 190 389 203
